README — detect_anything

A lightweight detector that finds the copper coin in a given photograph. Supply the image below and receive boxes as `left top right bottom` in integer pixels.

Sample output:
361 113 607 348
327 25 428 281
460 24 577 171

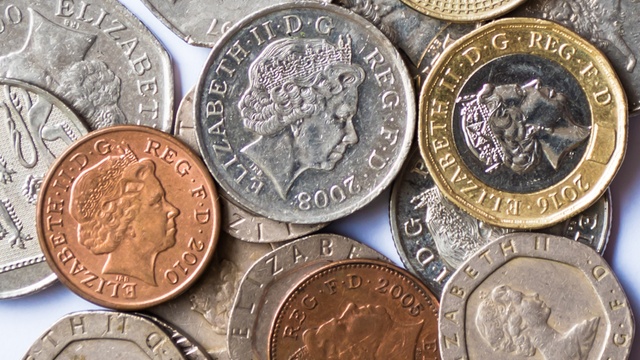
36 125 220 310
269 259 440 360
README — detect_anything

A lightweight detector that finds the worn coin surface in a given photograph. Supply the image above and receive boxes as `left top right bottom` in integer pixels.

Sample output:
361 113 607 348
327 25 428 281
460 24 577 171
399 0 527 22
174 88 327 243
147 233 272 360
196 2 415 224
439 233 634 360
0 79 88 299
269 258 440 360
227 233 386 360
23 311 187 359
390 148 612 297
419 18 626 229
0 1 174 131
37 125 220 310
137 313 211 360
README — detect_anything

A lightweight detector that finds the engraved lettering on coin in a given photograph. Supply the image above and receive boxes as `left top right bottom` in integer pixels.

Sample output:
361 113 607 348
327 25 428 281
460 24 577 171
69 147 180 286
476 285 599 359
238 37 364 199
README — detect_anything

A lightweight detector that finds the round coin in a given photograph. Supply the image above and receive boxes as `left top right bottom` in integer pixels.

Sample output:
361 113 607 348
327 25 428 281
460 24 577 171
37 125 220 310
195 2 415 224
269 258 440 360
136 313 210 360
439 233 634 359
418 18 626 229
0 79 88 299
399 0 526 22
390 148 612 297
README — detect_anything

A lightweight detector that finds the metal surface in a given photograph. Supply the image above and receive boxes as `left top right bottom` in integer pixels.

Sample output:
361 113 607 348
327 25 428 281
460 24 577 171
137 313 211 360
418 18 627 228
0 79 88 299
227 233 386 360
195 2 415 224
37 125 220 310
0 1 174 132
439 233 634 360
390 148 612 297
400 0 527 22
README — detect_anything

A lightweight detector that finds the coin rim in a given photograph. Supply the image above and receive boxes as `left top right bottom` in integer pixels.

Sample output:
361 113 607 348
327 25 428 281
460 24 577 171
399 0 527 22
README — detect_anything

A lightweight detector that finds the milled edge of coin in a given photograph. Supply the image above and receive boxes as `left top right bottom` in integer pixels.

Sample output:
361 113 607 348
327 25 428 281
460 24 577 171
438 232 634 359
35 125 221 310
0 77 89 299
194 1 416 224
418 17 627 229
399 0 527 22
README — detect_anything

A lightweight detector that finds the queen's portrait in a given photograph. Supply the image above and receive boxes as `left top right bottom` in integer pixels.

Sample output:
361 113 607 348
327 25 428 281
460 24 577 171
69 148 180 286
238 37 365 199
476 285 600 360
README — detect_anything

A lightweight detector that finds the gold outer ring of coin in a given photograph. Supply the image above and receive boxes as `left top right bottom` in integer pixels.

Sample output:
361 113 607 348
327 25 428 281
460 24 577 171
399 0 527 22
418 18 627 229
36 125 221 310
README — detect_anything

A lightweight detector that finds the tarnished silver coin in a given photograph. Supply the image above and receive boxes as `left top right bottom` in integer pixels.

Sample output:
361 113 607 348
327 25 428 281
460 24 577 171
0 79 87 299
512 0 640 113
439 233 634 360
0 1 174 131
391 149 612 297
137 313 211 360
147 233 272 360
227 233 386 360
195 2 415 224
23 311 187 359
174 88 327 243
139 0 328 47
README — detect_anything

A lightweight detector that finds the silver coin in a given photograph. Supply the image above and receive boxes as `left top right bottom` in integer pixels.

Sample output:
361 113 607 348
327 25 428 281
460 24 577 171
23 311 187 359
174 88 327 242
139 0 328 47
0 1 174 131
147 233 272 360
136 313 211 360
226 233 386 360
439 233 634 360
0 79 88 299
195 2 415 224
390 148 612 298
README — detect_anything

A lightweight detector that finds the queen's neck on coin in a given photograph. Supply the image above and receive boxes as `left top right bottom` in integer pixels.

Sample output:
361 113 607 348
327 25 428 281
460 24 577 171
102 240 159 286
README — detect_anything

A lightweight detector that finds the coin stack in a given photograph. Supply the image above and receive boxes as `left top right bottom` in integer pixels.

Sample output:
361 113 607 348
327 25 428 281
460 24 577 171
0 0 637 359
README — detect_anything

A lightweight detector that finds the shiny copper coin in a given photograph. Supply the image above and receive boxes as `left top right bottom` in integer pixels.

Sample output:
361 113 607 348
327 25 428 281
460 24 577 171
36 125 220 310
269 259 440 360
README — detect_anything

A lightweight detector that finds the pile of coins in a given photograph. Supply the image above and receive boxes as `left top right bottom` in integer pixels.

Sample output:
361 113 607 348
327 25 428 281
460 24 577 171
0 0 636 358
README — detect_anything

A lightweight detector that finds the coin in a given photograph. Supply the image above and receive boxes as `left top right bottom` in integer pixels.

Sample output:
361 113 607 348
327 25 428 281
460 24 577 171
37 125 220 310
23 311 187 359
439 233 634 359
390 148 612 297
137 313 211 360
0 79 88 299
195 2 415 224
227 233 386 360
269 259 440 360
147 233 272 360
399 0 527 22
418 18 626 229
0 1 174 131
174 88 327 243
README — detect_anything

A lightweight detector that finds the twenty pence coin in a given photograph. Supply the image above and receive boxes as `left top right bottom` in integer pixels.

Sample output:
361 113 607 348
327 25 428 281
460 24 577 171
36 125 220 310
269 259 440 360
439 233 634 359
399 0 527 22
195 2 415 224
418 18 626 228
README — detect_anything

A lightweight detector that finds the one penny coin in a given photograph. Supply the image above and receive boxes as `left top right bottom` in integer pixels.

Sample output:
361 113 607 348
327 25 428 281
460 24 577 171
37 125 220 310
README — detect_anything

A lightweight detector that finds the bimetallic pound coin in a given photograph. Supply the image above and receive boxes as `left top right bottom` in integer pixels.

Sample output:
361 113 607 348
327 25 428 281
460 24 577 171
399 0 527 22
419 18 626 229
0 79 88 299
174 88 327 243
37 126 220 310
196 2 415 224
439 233 634 359
269 259 440 360
227 233 386 360
0 1 174 131
23 311 187 359
390 148 612 297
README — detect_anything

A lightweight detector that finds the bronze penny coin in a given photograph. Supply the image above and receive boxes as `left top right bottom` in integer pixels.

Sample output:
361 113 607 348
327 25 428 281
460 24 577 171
36 125 220 310
269 259 440 360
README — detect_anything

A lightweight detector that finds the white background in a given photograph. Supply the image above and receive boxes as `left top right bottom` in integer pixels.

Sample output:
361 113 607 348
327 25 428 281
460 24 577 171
1 0 639 358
